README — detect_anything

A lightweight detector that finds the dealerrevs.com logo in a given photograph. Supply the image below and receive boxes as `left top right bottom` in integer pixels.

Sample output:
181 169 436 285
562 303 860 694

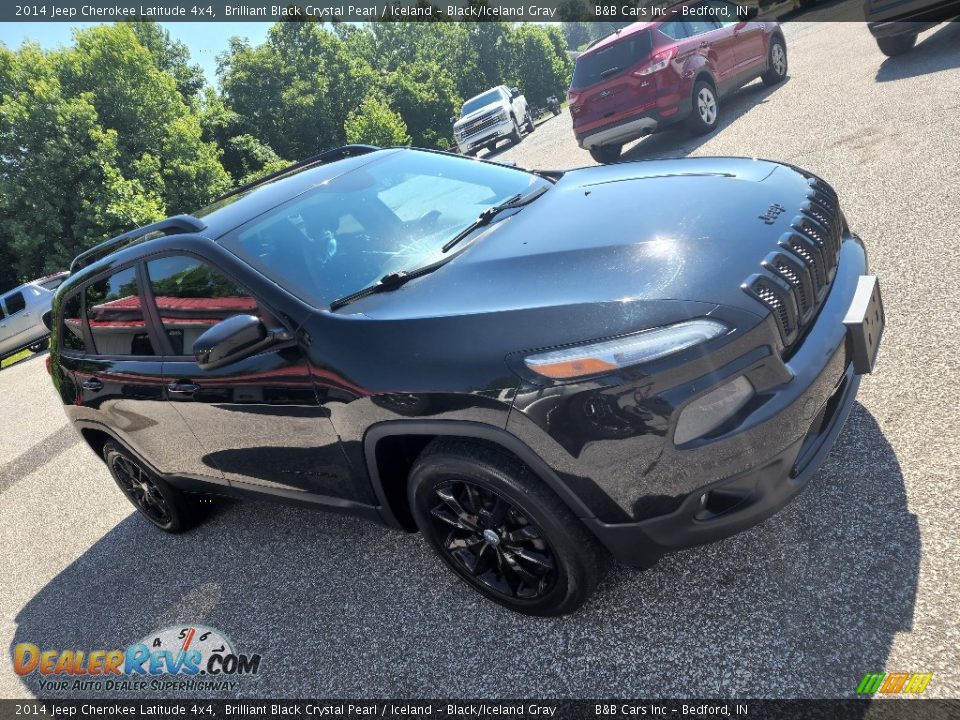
14 625 262 693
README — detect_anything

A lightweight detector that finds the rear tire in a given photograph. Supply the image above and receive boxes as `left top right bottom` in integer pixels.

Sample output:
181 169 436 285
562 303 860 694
103 441 200 533
589 144 622 164
686 79 720 136
761 38 788 85
876 34 917 57
408 439 608 616
525 110 535 133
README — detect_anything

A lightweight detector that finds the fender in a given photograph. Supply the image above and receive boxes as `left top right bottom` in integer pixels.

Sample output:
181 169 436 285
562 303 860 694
363 420 598 529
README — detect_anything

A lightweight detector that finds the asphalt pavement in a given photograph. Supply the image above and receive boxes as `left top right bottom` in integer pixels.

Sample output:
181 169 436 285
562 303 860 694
1 21 958 699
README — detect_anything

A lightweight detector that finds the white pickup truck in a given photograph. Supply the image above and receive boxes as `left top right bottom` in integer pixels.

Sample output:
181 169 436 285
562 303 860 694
452 85 534 156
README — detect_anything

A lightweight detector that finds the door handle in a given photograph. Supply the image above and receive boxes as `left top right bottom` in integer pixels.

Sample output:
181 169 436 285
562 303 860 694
82 378 103 392
167 380 201 395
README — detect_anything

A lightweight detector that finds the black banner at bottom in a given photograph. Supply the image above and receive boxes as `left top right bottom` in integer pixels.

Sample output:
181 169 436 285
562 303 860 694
0 700 958 720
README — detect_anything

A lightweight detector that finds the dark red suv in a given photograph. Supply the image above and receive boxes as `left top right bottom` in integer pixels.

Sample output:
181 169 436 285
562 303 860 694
569 1 788 163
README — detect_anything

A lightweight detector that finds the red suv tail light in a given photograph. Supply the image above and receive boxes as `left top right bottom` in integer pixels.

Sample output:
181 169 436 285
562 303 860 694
568 91 582 115
632 46 678 77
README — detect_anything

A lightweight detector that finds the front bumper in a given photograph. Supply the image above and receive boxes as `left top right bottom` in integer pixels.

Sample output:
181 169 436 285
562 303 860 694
585 361 859 566
455 117 514 154
507 235 881 567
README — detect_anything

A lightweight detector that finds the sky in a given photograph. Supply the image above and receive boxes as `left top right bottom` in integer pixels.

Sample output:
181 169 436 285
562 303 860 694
0 22 273 86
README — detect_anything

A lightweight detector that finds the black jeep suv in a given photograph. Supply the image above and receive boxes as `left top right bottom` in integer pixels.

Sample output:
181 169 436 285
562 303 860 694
49 146 884 615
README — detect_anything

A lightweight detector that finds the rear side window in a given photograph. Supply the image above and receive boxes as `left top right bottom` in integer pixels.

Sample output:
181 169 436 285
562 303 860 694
85 266 155 356
60 293 85 352
571 32 653 88
5 291 26 315
145 255 259 356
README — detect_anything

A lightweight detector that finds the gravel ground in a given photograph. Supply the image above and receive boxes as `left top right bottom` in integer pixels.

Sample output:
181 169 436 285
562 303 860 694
1 21 958 700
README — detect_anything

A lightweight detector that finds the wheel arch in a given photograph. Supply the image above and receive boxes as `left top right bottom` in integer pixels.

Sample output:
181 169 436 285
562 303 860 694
692 69 718 94
363 421 597 532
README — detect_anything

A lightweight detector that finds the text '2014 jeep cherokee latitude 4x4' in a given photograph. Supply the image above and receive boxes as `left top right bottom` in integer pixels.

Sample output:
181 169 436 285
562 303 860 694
50 145 884 615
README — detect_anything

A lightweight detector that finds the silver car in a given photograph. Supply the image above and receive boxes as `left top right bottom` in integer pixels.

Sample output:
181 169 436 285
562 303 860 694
0 272 69 363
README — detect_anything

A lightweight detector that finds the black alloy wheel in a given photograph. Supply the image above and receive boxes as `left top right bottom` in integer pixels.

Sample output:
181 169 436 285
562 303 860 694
409 439 608 615
427 480 558 601
103 441 196 533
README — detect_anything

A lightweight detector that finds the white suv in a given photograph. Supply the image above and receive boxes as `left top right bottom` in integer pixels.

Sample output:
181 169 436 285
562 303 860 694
0 272 69 363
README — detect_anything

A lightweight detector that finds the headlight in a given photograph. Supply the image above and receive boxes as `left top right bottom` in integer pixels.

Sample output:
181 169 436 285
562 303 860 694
674 376 754 445
523 319 728 381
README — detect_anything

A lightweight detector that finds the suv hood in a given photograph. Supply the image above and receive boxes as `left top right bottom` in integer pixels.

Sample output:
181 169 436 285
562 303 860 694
349 157 820 345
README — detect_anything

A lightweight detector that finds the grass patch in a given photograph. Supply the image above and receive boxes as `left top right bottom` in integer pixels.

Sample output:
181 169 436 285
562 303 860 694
0 349 32 369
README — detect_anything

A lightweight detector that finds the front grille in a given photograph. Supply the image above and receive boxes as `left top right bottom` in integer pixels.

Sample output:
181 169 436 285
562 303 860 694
460 110 503 139
744 177 844 352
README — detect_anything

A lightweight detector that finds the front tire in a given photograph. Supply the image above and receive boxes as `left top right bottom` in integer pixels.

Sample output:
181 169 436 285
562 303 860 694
589 144 622 164
408 439 608 616
103 441 198 533
761 38 788 86
876 34 917 57
686 79 720 136
28 338 49 353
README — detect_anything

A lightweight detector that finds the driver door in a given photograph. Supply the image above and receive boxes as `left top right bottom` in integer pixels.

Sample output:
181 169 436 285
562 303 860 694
148 253 355 501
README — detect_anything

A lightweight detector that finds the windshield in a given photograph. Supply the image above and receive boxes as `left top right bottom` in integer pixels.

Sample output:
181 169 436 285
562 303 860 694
461 90 502 116
217 150 545 309
571 32 652 88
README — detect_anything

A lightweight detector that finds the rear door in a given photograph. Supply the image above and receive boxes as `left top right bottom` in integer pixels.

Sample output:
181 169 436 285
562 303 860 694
59 264 212 479
149 253 354 501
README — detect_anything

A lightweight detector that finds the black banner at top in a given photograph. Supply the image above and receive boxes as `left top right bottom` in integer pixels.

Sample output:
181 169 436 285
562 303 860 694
4 0 949 23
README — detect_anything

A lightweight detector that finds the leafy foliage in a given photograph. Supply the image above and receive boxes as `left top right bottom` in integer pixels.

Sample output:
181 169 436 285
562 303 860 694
345 96 412 148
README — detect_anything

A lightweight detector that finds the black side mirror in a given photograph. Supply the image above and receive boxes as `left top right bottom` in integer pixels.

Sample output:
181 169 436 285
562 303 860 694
510 88 521 99
193 314 281 370
450 116 457 124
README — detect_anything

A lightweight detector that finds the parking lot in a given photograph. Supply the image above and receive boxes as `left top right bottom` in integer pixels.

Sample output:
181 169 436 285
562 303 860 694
1 21 958 699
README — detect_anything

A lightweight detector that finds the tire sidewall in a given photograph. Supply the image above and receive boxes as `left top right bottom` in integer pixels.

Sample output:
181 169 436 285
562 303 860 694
408 454 589 615
688 80 719 134
770 39 787 80
104 442 184 532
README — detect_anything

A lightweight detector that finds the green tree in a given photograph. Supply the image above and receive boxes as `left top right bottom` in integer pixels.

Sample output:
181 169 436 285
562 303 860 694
0 60 163 286
344 95 411 147
505 25 573 107
57 23 230 212
126 21 205 102
218 23 376 162
385 60 460 149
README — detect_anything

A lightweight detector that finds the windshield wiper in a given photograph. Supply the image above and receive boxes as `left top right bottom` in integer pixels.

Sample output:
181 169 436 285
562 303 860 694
330 265 439 312
441 185 550 254
599 66 621 79
330 185 550 312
